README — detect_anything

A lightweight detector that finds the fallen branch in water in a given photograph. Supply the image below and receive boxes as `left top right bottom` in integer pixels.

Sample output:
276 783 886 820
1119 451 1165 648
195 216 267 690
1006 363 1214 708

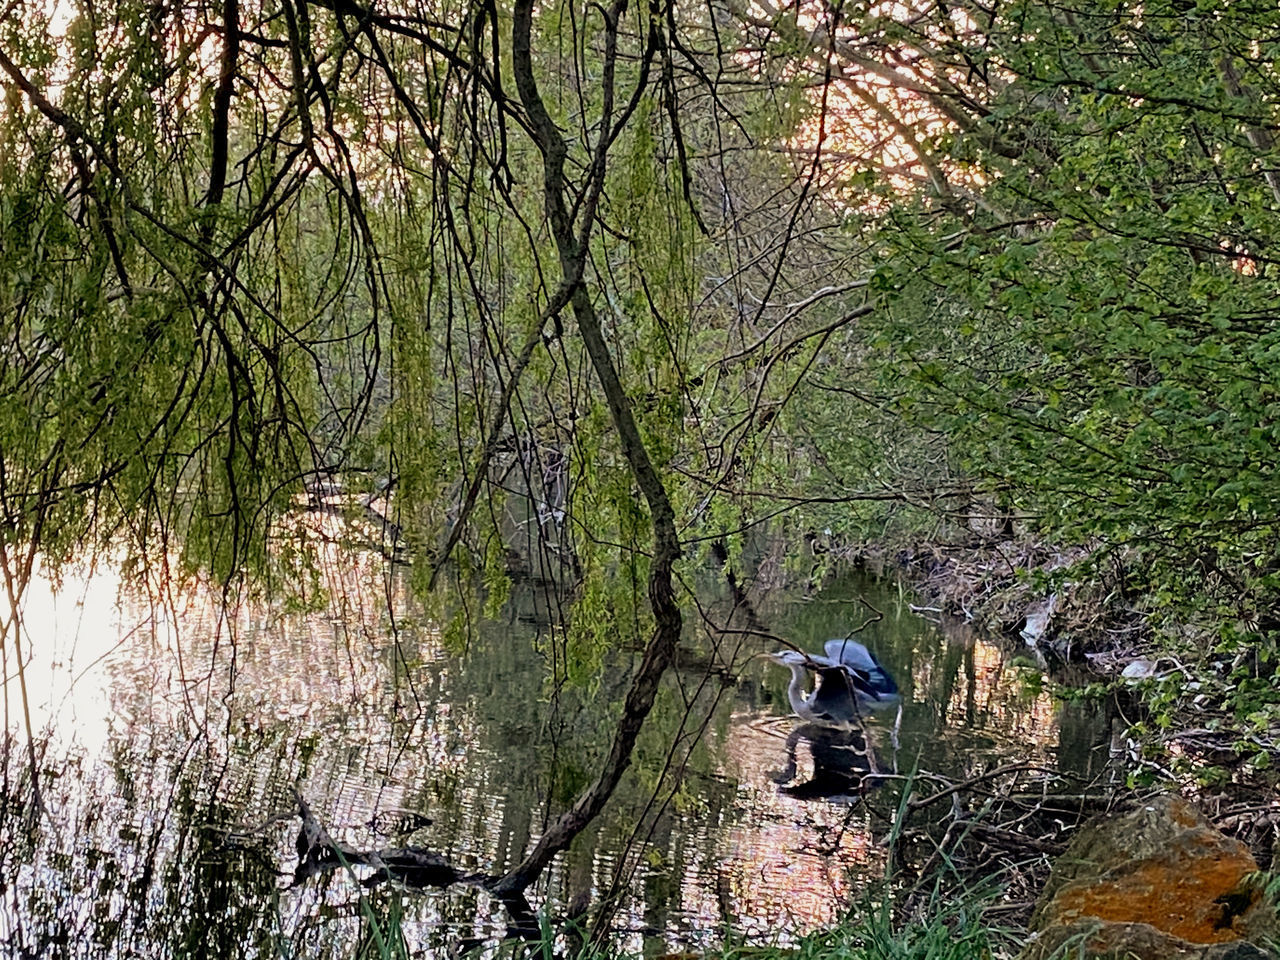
292 789 474 889
288 790 540 939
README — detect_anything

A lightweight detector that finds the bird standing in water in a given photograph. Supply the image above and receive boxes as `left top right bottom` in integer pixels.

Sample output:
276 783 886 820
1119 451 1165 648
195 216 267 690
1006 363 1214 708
770 638 899 726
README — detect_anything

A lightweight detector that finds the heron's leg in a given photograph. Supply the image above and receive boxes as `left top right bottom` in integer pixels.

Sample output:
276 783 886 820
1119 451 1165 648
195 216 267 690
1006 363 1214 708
769 727 806 784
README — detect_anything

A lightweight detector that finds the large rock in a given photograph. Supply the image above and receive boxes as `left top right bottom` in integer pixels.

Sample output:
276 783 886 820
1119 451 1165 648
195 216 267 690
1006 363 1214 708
1021 795 1277 960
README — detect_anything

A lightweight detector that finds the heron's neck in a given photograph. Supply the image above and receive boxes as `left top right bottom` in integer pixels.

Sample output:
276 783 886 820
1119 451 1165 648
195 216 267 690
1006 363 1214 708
787 664 810 709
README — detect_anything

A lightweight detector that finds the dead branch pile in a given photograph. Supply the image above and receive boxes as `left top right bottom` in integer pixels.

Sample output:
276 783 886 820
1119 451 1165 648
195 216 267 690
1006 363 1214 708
871 763 1119 925
890 539 1148 663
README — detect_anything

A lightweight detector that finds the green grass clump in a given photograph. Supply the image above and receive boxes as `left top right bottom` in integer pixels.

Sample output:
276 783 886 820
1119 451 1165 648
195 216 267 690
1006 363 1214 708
715 880 1010 960
495 878 1011 960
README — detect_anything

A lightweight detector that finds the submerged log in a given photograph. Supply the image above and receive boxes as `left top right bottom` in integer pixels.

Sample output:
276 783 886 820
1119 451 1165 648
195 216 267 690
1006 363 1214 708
291 791 475 889
359 848 470 890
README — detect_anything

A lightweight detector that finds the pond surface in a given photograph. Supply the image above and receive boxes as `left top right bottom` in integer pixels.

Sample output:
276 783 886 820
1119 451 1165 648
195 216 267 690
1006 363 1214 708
0 538 1113 957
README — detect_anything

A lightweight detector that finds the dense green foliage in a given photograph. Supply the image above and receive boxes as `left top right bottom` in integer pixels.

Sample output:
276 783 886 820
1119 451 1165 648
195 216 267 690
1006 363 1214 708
876 2 1280 589
739 1 1280 729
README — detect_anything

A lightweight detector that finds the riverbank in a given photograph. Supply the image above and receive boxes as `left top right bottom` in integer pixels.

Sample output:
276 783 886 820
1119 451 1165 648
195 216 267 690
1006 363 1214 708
827 531 1280 871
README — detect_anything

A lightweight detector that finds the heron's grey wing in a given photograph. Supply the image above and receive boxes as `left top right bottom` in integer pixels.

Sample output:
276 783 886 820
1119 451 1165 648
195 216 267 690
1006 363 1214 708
826 638 900 701
824 638 875 671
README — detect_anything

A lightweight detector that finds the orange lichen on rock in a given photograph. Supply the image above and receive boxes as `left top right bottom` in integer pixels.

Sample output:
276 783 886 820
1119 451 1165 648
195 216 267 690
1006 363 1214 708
1048 847 1258 943
1021 795 1277 960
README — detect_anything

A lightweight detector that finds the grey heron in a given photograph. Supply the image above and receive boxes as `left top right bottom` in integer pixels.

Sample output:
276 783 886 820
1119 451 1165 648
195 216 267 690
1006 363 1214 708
769 638 899 726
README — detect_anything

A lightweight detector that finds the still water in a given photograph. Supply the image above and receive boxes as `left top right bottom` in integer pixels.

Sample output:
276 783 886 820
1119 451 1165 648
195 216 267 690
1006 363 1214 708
0 540 1109 957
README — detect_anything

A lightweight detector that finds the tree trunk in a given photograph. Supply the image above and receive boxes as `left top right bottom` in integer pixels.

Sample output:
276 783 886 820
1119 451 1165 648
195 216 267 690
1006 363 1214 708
493 0 683 895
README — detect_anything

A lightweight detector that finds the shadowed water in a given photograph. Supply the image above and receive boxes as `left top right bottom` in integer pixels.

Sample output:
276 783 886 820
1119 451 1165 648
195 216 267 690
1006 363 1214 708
0 543 1112 957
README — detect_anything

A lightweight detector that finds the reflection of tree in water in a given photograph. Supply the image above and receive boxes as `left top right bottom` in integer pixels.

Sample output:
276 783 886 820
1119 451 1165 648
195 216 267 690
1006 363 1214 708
769 722 882 802
1 735 291 959
161 783 284 960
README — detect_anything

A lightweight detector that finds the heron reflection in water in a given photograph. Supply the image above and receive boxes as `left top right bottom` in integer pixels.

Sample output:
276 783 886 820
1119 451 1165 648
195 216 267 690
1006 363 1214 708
770 722 882 801
769 637 900 727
